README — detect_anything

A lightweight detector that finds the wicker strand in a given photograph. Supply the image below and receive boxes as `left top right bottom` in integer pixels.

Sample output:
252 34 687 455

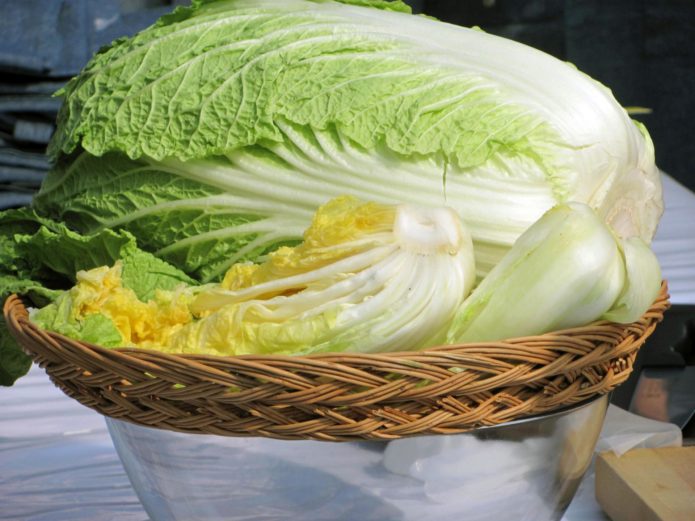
3 283 669 441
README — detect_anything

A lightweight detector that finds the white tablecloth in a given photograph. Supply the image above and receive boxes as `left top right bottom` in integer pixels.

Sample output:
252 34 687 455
2 175 694 521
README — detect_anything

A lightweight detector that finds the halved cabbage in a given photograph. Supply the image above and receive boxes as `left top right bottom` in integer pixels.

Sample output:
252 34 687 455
33 197 476 355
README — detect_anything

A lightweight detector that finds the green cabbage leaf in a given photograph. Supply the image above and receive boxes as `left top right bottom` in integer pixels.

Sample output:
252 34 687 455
0 210 193 385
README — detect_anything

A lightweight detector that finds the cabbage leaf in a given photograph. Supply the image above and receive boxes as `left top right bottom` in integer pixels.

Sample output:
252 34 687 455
0 211 194 385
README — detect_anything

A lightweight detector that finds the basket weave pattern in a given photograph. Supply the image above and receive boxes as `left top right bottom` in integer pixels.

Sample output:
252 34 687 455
4 284 669 441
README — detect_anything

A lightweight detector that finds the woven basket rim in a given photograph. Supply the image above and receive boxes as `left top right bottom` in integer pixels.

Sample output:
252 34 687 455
10 300 665 362
3 283 670 441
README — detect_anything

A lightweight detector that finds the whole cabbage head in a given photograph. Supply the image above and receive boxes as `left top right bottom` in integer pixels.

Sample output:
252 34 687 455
35 0 661 283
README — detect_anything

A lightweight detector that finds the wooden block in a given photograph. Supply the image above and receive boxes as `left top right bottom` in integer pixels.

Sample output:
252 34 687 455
596 447 695 521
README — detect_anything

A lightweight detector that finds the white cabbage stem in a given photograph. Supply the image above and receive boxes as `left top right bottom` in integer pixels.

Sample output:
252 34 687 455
447 202 661 343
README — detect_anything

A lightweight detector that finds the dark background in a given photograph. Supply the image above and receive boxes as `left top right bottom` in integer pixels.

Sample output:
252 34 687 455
1 0 693 208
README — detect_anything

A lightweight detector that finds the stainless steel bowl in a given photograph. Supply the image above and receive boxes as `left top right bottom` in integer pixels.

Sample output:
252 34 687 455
106 395 608 521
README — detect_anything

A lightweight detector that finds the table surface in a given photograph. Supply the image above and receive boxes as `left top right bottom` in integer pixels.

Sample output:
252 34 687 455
1 174 694 521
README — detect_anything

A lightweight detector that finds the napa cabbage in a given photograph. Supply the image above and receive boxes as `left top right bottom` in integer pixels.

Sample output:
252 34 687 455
36 0 661 283
447 203 662 343
32 197 476 355
1 0 663 384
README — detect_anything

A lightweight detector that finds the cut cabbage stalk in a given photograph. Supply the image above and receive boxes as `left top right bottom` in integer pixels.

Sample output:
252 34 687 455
447 202 662 343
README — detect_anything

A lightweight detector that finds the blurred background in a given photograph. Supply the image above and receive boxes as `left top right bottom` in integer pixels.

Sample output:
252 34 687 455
1 0 693 211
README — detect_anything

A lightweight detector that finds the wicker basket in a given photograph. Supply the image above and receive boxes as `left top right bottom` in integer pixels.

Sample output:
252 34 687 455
4 283 669 441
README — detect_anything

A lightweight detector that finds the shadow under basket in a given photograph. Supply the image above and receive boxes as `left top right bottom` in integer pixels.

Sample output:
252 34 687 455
3 283 670 442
